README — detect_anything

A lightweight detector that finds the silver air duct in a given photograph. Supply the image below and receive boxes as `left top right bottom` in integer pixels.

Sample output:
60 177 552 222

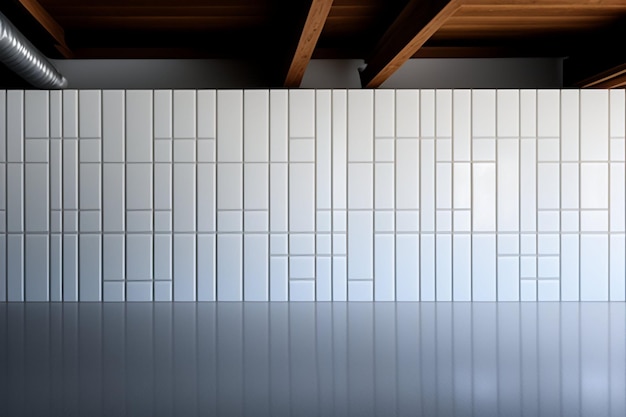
0 11 67 89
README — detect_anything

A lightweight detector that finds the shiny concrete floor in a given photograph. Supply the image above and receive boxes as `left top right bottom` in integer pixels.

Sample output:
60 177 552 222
0 302 624 417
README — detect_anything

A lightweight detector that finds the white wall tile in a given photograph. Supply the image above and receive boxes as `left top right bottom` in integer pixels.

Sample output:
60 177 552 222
126 281 152 302
375 139 394 163
497 140 519 231
348 212 373 280
198 90 216 139
244 164 268 209
217 211 242 232
375 90 394 138
63 211 78 233
421 140 435 231
126 163 152 210
174 164 196 231
197 234 216 301
103 163 124 231
581 163 608 209
520 139 536 231
126 234 153 280
153 163 172 210
79 211 101 232
537 163 559 209
270 90 288 162
49 235 62 301
270 163 287 231
316 257 332 301
79 163 101 210
154 211 171 232
79 90 101 138
581 90 609 161
348 90 373 162
520 234 536 254
290 257 315 279
473 163 496 232
375 163 394 210
520 90 536 137
317 92 332 210
154 234 172 280
289 138 315 162
537 138 559 162
561 163 578 209
218 90 244 162
436 90 452 137
611 138 624 161
436 234 452 301
332 91 347 209
454 210 471 232
244 90 268 162
154 281 172 301
79 235 101 301
316 234 331 255
581 235 608 301
610 90 625 137
103 90 125 162
373 234 394 301
348 281 373 301
561 211 579 232
154 90 172 138
270 256 288 301
7 90 24 161
348 163 373 209
7 235 24 301
396 211 419 232
289 90 315 138
420 234 435 301
538 257 559 278
420 89 435 137
453 90 471 160
538 211 560 232
174 234 196 301
79 139 100 163
270 235 288 255
289 280 315 301
396 140 418 209
396 90 419 138
537 90 559 137
375 211 394 233
520 280 536 302
561 90 579 161
580 211 608 232
453 163 471 209
497 90 519 137
332 256 347 301
537 281 559 302
472 90 496 137
25 164 48 232
7 164 23 232
472 235 496 301
197 140 215 162
243 234 268 301
126 211 152 233
333 234 346 255
217 163 242 210
290 234 315 255
610 234 625 301
25 91 49 138
436 138 451 162
473 138 495 161
173 140 195 162
126 90 153 162
25 235 48 301
436 210 451 232
538 234 559 255
173 90 196 138
103 235 124 280
63 235 78 301
197 163 215 232
333 211 346 232
610 163 625 232
289 163 315 232
217 234 242 301
63 90 78 139
498 257 519 301
436 163 452 209
50 90 62 139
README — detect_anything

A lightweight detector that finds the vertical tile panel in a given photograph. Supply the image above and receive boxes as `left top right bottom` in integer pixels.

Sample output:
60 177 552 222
375 90 394 138
561 163 579 210
103 90 125 162
453 90 471 161
126 90 153 162
473 163 496 232
197 90 216 138
217 235 242 301
581 163 608 209
197 234 215 301
25 235 48 301
289 164 315 232
79 235 101 301
421 139 434 231
79 90 101 138
126 235 153 280
561 235 580 301
217 163 242 210
610 235 625 301
581 90 609 161
317 90 332 210
520 139 536 231
497 89 519 137
50 140 62 210
244 90 269 162
436 163 452 210
7 90 23 162
610 89 625 137
374 234 394 301
154 90 172 138
561 90 579 161
497 140 519 231
244 164 268 209
173 234 196 301
375 163 394 209
420 234 434 301
348 164 373 209
174 164 196 232
103 235 124 280
7 235 24 301
173 90 196 138
154 234 172 281
472 90 496 137
453 235 471 301
289 89 315 138
270 164 287 231
63 235 78 301
197 163 215 232
50 235 62 301
316 257 332 301
436 234 452 301
520 89 536 138
218 90 243 162
25 163 48 231
498 257 519 301
473 235 496 301
25 90 49 138
348 90 373 161
333 91 347 209
103 164 124 231
537 163 560 209
7 164 23 232
270 90 288 162
453 163 471 209
436 89 452 137
396 90 418 137
243 235 268 301
270 257 288 301
332 256 347 301
396 140 419 209
581 235 608 301
420 89 435 137
348 212 373 280
610 163 625 232
537 90 560 137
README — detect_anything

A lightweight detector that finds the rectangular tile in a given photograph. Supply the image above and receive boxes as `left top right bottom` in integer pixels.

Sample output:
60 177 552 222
538 234 559 255
126 234 153 280
25 90 49 138
561 90 579 161
537 163 559 209
392 234 418 301
333 91 347 209
270 90 288 162
79 90 101 138
436 138 451 162
154 211 171 232
610 89 625 137
538 256 559 278
290 234 315 255
396 211 419 232
611 163 625 232
436 163 452 209
316 257 332 302
63 90 78 138
154 281 172 302
197 234 216 301
197 139 214 162
473 163 496 232
497 140 519 231
520 139 536 231
126 210 153 232
453 163 471 209
537 138 559 162
217 90 243 162
244 211 267 233
396 90 419 137
79 211 101 232
103 90 125 162
154 234 172 280
7 90 24 161
244 163 268 210
373 234 394 301
537 90 560 137
396 139 419 209
421 140 435 231
217 234 242 301
473 138 496 161
79 235 101 301
290 256 315 279
332 256 347 301
289 163 315 232
218 211 242 232
7 235 24 301
103 235 124 280
197 163 215 232
244 90 269 162
270 234 288 256
25 235 48 301
63 211 77 233
63 234 78 301
103 163 124 231
198 90 216 139
520 280 536 301
269 163 287 232
126 282 152 302
269 257 288 301
375 90 394 137
217 163 242 210
243 234 268 301
561 163 579 209
538 210 560 232
436 89 452 137
7 164 23 232
289 138 315 162
79 163 101 210
453 90 471 160
611 138 624 161
289 90 315 138
174 234 196 301
0 91 4 161
499 235 519 256
375 139 394 163
375 163 394 210
173 139 195 162
289 281 315 302
154 90 172 138
497 89 519 137
420 234 435 301
538 280 560 301
436 234 452 301
581 90 609 161
610 235 625 301
126 90 153 162
561 211 579 232
154 163 172 210
420 89 435 137
498 257 519 301
581 163 608 209
50 90 62 138
173 164 196 231
50 234 62 301
580 210 608 232
348 163 373 209
436 210 451 232
581 235 608 301
25 163 49 232
348 281 373 302
473 235 496 301
348 90 373 161
472 90 496 137
348 212 373 280
520 90 536 137
173 90 196 138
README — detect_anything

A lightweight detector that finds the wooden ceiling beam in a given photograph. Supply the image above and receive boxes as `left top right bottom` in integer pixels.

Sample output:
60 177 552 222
282 0 334 87
359 0 462 88
17 0 72 57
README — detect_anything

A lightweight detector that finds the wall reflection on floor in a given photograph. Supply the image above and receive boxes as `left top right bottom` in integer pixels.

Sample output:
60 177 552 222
0 302 624 417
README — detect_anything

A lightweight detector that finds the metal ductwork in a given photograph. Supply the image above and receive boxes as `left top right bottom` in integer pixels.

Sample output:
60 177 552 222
0 11 67 89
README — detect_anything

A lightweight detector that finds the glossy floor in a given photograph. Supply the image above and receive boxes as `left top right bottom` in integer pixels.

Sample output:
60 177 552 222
0 302 624 417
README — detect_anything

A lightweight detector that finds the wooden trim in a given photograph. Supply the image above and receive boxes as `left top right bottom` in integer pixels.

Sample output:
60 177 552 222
359 0 462 88
283 0 334 87
17 0 72 57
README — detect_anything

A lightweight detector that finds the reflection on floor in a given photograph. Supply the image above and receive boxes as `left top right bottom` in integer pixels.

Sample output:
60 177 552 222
0 302 624 417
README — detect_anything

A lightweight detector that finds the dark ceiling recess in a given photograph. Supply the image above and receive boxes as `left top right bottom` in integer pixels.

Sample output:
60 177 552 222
1 0 626 88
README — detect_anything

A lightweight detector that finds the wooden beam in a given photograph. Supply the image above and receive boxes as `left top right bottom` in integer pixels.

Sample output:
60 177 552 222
359 0 462 88
283 0 334 87
17 0 72 57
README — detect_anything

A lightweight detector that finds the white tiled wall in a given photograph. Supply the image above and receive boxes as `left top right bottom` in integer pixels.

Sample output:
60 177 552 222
0 89 624 301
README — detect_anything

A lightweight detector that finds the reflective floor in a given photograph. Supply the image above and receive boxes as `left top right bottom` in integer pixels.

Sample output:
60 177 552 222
0 302 624 417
